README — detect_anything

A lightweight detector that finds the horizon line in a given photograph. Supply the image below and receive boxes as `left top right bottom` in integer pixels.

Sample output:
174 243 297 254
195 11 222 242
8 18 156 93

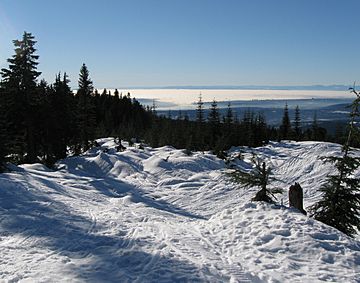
85 84 350 91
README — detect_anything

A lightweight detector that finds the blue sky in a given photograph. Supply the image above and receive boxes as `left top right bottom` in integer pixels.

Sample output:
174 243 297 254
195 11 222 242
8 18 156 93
0 0 359 88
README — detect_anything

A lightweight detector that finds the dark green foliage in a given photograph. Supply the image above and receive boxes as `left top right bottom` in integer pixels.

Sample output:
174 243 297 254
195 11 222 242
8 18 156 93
0 31 41 163
75 64 96 153
224 102 233 128
229 155 282 203
196 93 205 124
293 105 302 141
0 32 153 168
40 73 75 165
307 112 327 141
0 87 7 171
279 103 291 140
311 87 360 237
208 99 220 148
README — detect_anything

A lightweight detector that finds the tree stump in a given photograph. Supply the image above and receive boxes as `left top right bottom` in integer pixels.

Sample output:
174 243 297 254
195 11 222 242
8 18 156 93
289 182 307 215
116 144 126 152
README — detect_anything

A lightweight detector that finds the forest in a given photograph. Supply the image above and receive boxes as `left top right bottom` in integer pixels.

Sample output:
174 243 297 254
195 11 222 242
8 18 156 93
0 32 351 170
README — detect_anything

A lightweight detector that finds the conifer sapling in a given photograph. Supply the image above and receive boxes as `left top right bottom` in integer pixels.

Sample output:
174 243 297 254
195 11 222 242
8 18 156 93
229 154 283 203
311 86 360 237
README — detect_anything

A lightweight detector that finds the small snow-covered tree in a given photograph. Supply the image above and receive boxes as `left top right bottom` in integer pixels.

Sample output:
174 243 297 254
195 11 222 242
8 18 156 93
311 86 360 237
229 155 282 203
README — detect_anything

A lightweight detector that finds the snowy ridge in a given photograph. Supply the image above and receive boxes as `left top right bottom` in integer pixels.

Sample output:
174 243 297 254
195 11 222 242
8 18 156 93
0 138 359 282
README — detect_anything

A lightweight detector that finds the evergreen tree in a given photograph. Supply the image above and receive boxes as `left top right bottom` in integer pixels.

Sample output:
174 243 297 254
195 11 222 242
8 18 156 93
294 105 302 141
229 155 282 203
208 99 220 125
279 103 291 140
253 113 268 146
311 87 360 237
194 93 205 149
310 111 326 141
0 31 41 163
208 99 220 147
0 87 7 171
224 102 234 129
242 110 255 146
75 63 96 152
44 72 74 163
311 112 319 140
196 93 205 124
151 99 157 115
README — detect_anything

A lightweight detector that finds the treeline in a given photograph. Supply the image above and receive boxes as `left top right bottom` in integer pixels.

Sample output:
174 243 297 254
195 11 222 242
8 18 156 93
148 97 352 154
0 32 350 169
146 100 269 153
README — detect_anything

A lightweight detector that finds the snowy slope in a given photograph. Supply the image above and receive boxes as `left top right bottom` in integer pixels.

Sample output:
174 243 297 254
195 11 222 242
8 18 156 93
0 138 359 282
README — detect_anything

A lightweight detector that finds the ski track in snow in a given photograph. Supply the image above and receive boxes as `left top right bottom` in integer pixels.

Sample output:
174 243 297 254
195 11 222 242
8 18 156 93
0 138 359 282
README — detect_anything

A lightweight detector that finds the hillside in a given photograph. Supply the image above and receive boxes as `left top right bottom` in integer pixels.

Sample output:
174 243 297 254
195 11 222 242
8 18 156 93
0 138 359 282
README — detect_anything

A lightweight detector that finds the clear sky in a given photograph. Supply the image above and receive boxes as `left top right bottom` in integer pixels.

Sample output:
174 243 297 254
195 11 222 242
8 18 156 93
0 0 359 88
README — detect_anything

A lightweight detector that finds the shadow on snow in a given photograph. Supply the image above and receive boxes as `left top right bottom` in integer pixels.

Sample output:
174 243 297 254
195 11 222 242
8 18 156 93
0 169 210 281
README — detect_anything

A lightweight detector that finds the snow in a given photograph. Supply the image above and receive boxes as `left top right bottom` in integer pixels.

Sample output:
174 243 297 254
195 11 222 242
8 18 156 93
0 138 359 282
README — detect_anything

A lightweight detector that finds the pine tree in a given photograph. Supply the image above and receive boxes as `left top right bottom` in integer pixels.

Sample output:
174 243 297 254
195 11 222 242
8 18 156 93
196 93 205 124
208 99 220 147
75 63 96 152
208 99 220 125
0 32 41 163
294 105 302 141
0 86 7 171
151 99 157 115
253 113 268 146
311 111 319 140
242 110 255 146
46 72 73 162
229 155 282 203
311 87 360 237
194 93 206 149
279 103 291 140
310 111 326 141
224 102 233 129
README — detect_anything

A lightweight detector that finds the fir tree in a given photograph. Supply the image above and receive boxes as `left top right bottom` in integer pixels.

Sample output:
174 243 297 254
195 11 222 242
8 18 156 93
0 87 7 171
310 111 326 141
294 105 302 141
311 112 319 140
224 102 233 129
242 110 255 146
0 32 41 163
229 155 282 203
208 99 220 126
253 113 268 146
208 99 220 147
196 93 205 124
194 93 205 149
75 63 96 152
279 103 291 140
45 72 74 163
311 87 360 237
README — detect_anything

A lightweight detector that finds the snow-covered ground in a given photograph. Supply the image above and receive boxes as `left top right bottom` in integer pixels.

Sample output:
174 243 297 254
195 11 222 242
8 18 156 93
0 138 359 282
